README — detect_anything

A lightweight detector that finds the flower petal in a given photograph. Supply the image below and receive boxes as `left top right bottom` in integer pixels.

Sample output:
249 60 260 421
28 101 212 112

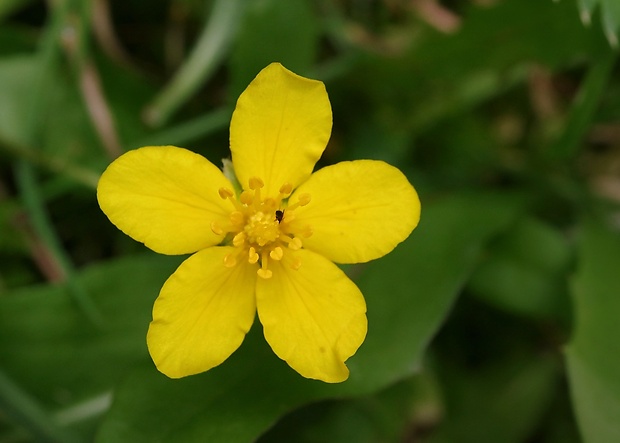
147 246 257 378
289 160 420 264
256 249 367 383
230 63 332 197
97 146 232 255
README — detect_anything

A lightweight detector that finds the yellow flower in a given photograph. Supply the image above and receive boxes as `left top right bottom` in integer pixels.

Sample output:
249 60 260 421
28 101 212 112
97 63 420 383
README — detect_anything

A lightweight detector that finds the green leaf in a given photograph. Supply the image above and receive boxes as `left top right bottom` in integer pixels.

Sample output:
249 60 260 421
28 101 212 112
0 253 181 411
468 216 572 320
566 218 620 443
427 355 560 443
96 192 523 443
258 372 442 443
344 0 609 135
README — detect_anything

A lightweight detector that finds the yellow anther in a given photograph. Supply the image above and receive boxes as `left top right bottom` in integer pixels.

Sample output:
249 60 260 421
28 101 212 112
223 254 237 267
288 237 302 250
218 187 234 199
279 183 293 196
282 211 295 223
232 232 246 247
286 193 312 211
249 177 264 190
248 247 259 264
301 225 313 238
210 221 224 235
257 268 273 279
240 191 253 206
270 246 284 261
262 198 276 210
297 193 311 206
290 256 302 270
230 211 244 226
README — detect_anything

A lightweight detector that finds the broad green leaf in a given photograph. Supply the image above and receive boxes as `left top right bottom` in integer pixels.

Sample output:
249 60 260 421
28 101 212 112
0 253 181 411
258 372 441 443
427 355 560 443
578 0 620 45
566 219 620 443
96 192 523 443
469 216 572 320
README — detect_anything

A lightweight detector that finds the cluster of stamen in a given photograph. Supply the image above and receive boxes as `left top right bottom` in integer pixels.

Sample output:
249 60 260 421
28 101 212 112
211 177 312 279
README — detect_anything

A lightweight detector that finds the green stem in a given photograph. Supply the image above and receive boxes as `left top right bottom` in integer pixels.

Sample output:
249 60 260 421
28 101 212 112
0 370 79 443
144 0 245 127
15 162 104 325
132 107 231 147
547 49 617 162
15 0 104 325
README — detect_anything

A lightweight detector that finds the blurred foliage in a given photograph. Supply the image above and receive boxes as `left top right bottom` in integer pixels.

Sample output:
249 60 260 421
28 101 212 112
0 0 619 442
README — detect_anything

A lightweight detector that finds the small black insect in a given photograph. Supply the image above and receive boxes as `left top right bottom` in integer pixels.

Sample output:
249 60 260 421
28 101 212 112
275 210 284 223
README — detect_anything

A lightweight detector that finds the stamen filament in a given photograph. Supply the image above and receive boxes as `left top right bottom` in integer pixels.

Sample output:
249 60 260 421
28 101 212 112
257 251 272 279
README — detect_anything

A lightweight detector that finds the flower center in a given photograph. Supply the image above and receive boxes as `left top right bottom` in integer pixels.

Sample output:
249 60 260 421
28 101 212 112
212 177 312 279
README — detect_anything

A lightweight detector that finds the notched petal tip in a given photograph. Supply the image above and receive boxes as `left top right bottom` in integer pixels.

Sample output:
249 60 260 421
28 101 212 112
146 247 257 378
256 249 367 383
230 63 333 197
290 159 421 264
97 146 233 255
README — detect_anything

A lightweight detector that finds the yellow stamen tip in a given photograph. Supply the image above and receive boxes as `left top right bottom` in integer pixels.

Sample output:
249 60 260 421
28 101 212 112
223 254 237 268
218 187 234 199
288 237 302 250
279 183 293 195
302 226 313 238
232 232 246 247
211 221 224 236
270 246 284 261
290 257 302 270
257 268 272 279
248 247 259 264
249 177 264 190
298 193 311 206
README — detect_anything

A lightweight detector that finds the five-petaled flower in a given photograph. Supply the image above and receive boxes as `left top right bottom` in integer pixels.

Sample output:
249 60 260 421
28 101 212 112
97 63 420 383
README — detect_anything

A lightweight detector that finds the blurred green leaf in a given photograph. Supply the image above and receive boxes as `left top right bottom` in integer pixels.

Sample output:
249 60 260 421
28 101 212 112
0 56 35 146
0 253 181 411
566 218 620 443
427 355 560 443
0 0 33 21
228 0 319 101
342 0 609 135
96 191 523 443
258 372 441 443
469 216 572 320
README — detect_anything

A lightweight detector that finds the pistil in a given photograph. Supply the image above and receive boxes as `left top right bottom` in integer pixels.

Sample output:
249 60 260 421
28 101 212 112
216 177 313 278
